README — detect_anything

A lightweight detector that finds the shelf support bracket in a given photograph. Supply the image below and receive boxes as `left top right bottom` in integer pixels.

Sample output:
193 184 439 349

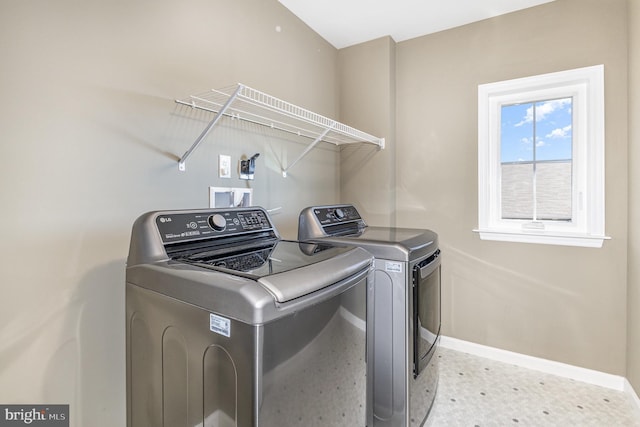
178 84 244 171
282 123 335 177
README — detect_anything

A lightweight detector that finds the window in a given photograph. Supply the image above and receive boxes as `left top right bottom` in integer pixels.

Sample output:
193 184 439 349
476 65 608 247
501 98 573 221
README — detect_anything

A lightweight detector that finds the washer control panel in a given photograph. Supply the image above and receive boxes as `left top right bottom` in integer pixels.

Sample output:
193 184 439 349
156 208 273 244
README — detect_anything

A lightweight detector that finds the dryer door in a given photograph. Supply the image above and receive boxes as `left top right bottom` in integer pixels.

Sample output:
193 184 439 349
412 250 441 377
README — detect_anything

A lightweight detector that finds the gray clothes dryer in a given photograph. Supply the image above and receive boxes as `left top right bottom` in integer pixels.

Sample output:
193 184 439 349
126 207 374 427
298 204 441 427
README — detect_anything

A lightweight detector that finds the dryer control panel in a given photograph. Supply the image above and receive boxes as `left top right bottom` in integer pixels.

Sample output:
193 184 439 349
298 204 366 240
312 205 363 226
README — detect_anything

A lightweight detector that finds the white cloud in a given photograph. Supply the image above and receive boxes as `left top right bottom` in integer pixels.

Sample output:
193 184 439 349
546 125 572 139
536 140 546 147
515 98 572 127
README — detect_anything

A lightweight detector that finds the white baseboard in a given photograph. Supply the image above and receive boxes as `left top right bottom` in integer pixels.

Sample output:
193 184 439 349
440 336 625 390
624 378 640 417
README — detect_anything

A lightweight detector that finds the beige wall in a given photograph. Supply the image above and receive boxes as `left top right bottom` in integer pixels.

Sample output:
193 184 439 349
628 0 640 391
393 0 629 374
338 37 397 226
0 0 340 425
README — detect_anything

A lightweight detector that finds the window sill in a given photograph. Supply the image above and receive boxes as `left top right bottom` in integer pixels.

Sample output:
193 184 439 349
473 228 610 248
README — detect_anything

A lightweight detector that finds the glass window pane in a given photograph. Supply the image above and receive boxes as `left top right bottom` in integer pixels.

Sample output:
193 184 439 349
534 98 573 161
536 161 572 220
501 103 534 163
501 162 533 220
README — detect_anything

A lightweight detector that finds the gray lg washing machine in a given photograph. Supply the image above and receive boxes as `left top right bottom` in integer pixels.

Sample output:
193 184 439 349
126 207 374 427
298 204 441 427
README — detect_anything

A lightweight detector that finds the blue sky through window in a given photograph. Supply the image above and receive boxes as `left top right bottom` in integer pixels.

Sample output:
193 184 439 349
500 98 573 163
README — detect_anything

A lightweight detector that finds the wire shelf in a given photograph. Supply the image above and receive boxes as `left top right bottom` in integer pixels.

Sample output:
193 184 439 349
175 83 385 175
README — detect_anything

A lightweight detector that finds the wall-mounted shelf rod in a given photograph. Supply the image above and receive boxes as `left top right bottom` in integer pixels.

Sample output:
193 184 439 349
282 125 334 177
177 84 243 171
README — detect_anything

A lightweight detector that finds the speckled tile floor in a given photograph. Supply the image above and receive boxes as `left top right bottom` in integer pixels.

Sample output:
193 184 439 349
424 348 640 427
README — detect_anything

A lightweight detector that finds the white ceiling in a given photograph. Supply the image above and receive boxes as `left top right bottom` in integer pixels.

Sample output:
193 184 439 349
278 0 556 49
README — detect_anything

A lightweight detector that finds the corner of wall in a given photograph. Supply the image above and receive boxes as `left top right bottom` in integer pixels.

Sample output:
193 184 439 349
337 37 397 226
627 0 640 393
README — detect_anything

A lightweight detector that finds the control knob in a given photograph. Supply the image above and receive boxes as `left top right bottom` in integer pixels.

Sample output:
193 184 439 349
208 214 227 231
334 208 345 220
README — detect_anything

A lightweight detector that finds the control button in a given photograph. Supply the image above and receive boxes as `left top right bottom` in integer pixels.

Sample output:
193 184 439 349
208 214 227 231
335 208 345 219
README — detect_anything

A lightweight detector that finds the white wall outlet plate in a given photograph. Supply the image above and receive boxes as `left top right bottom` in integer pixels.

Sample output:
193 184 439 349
219 155 231 178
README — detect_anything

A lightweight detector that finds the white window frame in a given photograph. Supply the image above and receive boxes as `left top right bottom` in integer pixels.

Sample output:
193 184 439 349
475 65 608 248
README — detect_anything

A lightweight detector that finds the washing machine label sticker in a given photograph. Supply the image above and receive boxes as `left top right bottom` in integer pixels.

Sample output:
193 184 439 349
210 313 231 337
385 261 402 273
